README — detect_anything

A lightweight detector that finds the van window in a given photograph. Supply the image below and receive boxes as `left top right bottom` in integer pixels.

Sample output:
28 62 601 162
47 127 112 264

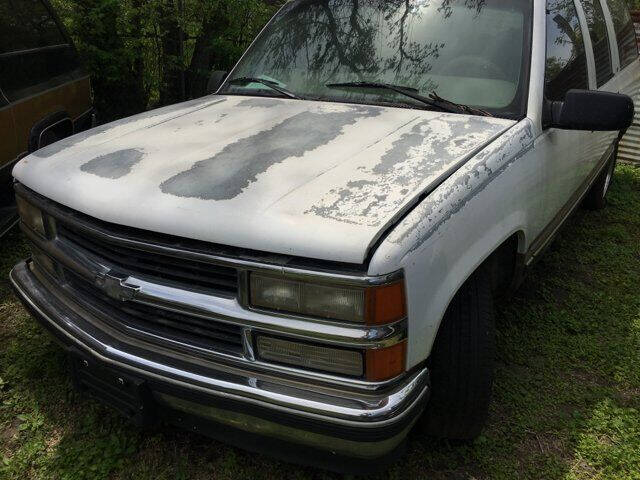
0 0 66 53
545 0 589 101
581 0 614 86
604 0 639 68
0 47 83 103
0 0 83 103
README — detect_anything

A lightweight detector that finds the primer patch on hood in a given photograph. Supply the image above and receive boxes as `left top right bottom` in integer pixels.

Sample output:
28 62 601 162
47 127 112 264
160 106 381 200
81 149 144 179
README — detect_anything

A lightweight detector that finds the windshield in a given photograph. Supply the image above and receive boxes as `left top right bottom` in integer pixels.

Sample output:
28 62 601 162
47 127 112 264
220 0 532 118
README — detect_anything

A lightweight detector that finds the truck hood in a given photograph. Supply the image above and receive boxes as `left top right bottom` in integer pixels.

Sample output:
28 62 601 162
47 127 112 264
14 95 514 264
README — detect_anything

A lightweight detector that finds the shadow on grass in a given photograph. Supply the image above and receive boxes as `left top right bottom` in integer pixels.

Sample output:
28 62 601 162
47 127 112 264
0 164 639 479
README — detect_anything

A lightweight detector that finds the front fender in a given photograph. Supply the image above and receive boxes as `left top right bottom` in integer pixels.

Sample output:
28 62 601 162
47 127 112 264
369 119 540 368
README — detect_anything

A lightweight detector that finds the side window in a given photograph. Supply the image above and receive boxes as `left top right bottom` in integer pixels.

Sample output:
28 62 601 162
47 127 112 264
0 0 66 54
605 0 639 69
545 0 590 101
581 0 614 86
0 0 82 103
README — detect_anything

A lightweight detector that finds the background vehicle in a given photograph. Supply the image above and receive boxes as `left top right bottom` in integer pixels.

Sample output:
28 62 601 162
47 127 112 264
0 0 93 237
7 0 639 472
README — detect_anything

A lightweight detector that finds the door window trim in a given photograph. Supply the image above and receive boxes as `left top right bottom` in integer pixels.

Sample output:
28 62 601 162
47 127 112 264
573 0 597 90
543 0 591 103
578 0 616 87
0 44 70 60
596 0 621 74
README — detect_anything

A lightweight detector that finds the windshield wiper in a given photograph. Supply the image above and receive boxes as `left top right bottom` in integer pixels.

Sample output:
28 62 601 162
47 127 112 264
228 77 301 100
325 81 492 117
428 91 493 117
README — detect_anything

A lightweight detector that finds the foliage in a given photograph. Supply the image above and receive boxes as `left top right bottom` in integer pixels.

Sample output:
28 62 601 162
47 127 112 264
1 164 639 479
49 0 282 121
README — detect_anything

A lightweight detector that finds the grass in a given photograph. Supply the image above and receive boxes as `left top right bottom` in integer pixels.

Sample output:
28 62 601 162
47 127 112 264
0 164 639 479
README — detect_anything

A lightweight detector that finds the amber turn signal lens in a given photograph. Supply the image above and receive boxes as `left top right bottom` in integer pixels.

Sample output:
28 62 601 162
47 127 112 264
365 341 406 381
365 281 406 325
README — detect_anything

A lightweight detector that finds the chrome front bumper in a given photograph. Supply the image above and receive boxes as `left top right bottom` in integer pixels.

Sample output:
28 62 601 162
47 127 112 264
10 260 429 462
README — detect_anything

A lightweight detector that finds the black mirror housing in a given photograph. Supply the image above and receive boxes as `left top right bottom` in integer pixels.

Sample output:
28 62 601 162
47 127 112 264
207 70 228 95
546 89 634 132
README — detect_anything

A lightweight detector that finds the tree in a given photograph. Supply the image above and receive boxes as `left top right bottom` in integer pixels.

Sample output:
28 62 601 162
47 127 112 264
50 0 281 121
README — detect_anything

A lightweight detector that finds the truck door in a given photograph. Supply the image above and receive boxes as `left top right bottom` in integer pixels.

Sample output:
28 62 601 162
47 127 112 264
535 0 593 233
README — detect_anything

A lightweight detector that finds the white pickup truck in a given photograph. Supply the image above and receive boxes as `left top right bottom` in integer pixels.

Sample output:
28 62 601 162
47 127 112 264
8 0 637 471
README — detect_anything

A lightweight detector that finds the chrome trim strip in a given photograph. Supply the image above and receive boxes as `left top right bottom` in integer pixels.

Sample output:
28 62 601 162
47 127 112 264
10 261 429 426
133 278 407 349
0 44 71 59
38 117 73 149
21 224 407 350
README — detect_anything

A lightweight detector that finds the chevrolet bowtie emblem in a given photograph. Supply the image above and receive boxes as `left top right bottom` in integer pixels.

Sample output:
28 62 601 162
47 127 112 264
95 271 140 302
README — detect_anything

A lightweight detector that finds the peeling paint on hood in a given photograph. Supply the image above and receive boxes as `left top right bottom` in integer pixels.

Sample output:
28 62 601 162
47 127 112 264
13 95 514 264
306 115 505 227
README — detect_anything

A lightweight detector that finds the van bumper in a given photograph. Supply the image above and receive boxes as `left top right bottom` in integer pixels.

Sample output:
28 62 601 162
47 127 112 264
9 260 429 471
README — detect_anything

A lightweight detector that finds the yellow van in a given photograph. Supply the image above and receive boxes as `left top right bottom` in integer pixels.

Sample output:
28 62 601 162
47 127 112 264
0 0 93 236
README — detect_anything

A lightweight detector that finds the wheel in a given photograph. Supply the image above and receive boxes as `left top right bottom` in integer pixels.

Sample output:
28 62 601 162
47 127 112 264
419 268 495 440
583 146 617 211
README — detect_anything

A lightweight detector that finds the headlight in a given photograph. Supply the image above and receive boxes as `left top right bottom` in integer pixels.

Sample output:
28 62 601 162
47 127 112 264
249 274 406 325
256 335 407 380
16 196 45 237
256 336 363 376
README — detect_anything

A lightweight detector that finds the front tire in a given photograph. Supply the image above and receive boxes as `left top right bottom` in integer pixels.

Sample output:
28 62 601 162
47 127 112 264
419 268 495 440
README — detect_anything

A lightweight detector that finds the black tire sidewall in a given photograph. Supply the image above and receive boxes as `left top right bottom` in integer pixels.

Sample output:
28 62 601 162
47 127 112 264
419 268 495 440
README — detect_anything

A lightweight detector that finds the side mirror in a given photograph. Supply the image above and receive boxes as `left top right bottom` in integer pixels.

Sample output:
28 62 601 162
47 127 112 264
206 71 228 95
545 89 634 131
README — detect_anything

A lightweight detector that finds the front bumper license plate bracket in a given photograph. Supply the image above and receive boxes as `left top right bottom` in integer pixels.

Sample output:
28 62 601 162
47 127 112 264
68 348 156 427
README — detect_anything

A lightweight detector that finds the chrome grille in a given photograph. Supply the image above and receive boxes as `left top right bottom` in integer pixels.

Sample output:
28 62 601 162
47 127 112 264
64 269 245 356
57 223 239 296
